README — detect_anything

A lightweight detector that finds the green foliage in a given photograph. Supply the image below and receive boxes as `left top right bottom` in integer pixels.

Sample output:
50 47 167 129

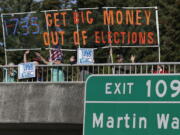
76 0 180 62
0 0 75 65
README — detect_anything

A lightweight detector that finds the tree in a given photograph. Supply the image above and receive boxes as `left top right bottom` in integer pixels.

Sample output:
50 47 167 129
0 0 179 64
0 0 76 65
76 0 180 62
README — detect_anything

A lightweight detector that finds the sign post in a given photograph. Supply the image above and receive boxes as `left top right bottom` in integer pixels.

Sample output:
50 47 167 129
83 74 180 135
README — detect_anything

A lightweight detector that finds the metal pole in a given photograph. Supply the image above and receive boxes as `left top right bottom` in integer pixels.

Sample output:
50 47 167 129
78 7 99 10
6 48 42 52
1 14 8 65
101 45 159 49
121 7 157 9
41 8 72 13
75 9 81 49
45 48 77 52
74 9 81 64
155 6 161 62
2 11 36 16
44 11 52 61
158 46 161 62
106 8 113 63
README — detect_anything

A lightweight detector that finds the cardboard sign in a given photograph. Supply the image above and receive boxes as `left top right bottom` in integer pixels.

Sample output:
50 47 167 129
18 62 36 79
77 48 94 64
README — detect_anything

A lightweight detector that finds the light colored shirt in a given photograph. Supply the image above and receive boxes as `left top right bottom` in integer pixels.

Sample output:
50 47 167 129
48 62 64 82
3 68 17 82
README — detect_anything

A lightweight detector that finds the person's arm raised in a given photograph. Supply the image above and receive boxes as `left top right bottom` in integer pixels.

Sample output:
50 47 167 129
35 52 49 65
24 50 30 63
130 55 136 63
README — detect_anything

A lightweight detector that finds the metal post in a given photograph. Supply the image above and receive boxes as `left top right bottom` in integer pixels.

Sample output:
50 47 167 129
106 8 113 63
44 11 52 60
75 9 81 49
1 14 8 65
155 6 161 62
2 11 36 16
158 47 161 62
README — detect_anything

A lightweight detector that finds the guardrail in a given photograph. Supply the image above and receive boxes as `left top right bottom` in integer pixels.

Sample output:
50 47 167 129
0 62 180 83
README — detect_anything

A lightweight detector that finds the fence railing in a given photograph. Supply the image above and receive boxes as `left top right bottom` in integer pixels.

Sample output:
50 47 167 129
0 62 180 83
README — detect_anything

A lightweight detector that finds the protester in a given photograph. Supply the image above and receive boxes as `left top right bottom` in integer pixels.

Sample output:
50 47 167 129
79 66 90 81
68 55 78 81
3 63 17 82
69 55 76 65
35 50 65 82
78 56 91 81
153 65 169 74
24 50 41 64
116 54 124 63
114 54 125 74
23 50 43 81
114 54 136 74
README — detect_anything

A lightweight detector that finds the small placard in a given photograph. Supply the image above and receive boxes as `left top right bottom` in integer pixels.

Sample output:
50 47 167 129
18 62 36 79
77 48 94 64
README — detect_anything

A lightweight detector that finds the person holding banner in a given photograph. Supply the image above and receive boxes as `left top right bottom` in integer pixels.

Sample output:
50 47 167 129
23 50 43 81
35 50 64 82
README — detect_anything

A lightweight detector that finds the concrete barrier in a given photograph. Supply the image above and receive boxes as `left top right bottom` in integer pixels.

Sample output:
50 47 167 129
0 83 84 124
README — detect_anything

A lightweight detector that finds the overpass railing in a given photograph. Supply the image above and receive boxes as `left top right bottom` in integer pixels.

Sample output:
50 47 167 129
0 62 180 83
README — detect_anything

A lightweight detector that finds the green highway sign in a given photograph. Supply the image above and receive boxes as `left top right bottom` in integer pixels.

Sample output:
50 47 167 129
83 74 180 135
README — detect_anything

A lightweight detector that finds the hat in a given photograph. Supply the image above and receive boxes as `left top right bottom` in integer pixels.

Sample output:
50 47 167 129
116 54 124 59
8 62 14 66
